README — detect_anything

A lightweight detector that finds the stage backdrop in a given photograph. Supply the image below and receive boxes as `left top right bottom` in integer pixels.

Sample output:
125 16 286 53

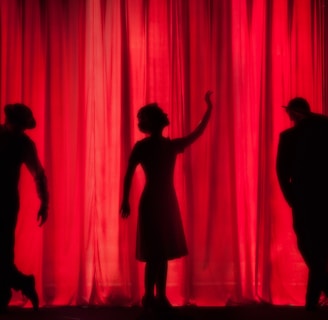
0 0 327 307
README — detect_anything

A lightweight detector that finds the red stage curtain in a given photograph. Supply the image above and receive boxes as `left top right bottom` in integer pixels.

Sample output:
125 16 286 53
0 0 326 307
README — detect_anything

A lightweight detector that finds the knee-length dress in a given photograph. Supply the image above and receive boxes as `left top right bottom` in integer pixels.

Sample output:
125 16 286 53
130 136 188 261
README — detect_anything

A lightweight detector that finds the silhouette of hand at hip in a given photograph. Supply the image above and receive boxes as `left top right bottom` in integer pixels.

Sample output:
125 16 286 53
120 201 130 219
37 205 48 226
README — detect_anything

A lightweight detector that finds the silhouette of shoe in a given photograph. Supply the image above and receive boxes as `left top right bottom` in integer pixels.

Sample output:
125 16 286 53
21 275 39 311
305 304 317 312
0 305 8 314
155 296 172 309
141 294 156 309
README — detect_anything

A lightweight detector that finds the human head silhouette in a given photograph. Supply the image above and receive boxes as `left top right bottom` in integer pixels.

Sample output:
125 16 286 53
4 103 36 131
283 97 311 124
137 103 169 134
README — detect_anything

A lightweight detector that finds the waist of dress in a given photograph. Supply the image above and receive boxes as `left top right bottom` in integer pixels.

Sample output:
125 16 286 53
143 181 175 190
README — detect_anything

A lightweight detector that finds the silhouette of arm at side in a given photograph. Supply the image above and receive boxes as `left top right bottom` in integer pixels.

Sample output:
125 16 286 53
177 90 213 149
24 140 49 226
276 132 293 207
120 144 140 218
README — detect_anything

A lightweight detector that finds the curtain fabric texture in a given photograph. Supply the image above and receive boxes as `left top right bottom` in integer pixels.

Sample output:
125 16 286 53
0 0 326 307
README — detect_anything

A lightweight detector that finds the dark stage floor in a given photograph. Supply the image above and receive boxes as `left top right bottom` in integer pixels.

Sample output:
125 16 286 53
1 305 328 320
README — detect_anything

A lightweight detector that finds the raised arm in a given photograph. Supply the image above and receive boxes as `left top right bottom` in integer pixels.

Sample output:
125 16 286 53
24 140 49 226
180 90 213 148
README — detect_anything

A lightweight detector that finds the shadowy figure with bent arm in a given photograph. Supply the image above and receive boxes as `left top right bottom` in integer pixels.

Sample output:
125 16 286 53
120 91 213 309
276 97 328 310
0 104 48 312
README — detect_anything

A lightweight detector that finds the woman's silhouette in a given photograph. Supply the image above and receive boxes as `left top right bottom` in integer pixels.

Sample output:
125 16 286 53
120 91 213 309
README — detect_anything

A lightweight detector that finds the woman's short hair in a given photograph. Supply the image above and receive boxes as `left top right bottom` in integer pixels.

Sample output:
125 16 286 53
137 103 168 133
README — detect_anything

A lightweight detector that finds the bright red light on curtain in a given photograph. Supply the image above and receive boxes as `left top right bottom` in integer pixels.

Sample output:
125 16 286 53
0 0 326 307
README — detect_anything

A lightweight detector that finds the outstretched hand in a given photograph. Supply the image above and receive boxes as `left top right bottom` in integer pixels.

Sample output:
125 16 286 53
120 201 130 219
37 205 48 226
205 90 213 105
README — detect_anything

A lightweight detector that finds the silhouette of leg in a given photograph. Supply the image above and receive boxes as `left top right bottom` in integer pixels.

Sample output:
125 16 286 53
142 261 157 308
156 260 167 298
304 251 326 311
155 260 171 308
0 272 11 313
296 230 327 310
156 260 172 309
306 268 323 310
0 226 15 312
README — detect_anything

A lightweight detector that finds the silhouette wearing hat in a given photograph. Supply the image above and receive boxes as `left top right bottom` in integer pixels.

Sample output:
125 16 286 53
120 91 213 309
0 103 48 312
276 97 328 310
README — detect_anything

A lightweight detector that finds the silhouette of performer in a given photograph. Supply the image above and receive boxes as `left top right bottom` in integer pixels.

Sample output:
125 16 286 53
276 97 328 310
0 103 48 312
120 91 213 309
